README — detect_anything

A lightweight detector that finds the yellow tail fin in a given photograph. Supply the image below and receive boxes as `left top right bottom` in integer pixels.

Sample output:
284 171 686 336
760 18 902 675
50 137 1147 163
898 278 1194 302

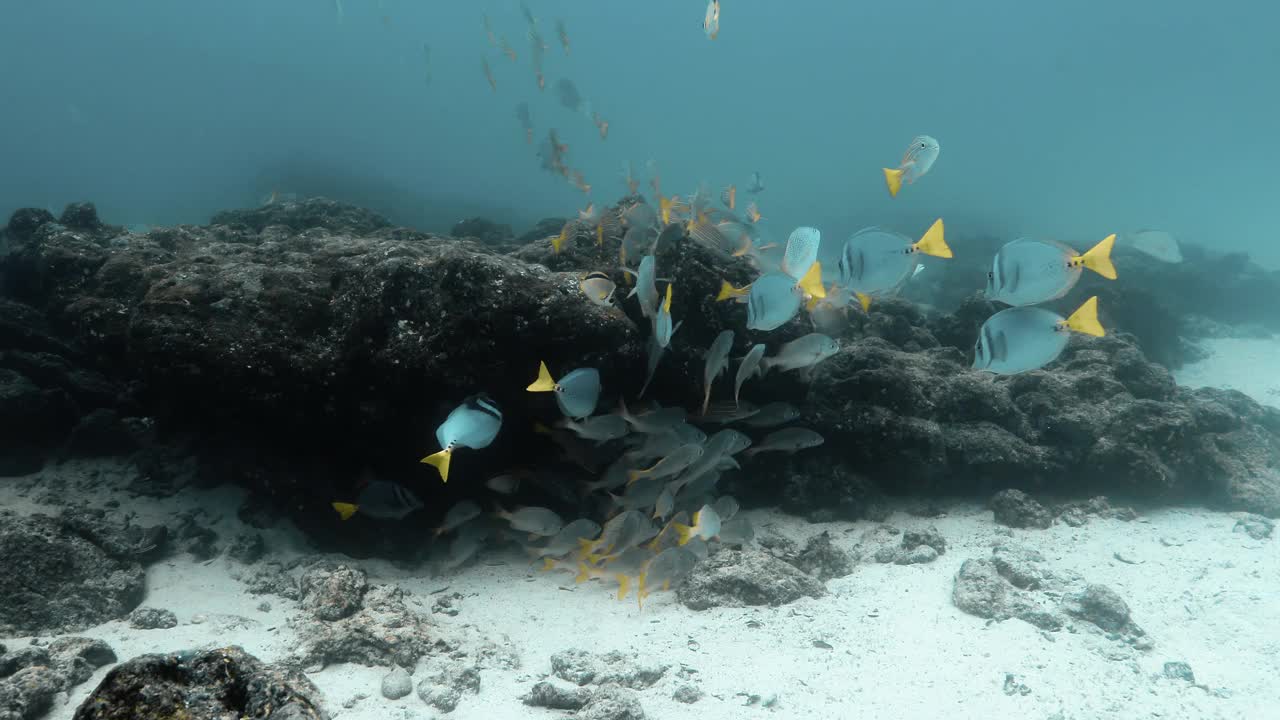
805 295 822 312
575 563 590 584
797 261 826 299
675 523 694 546
914 219 951 259
526 360 557 392
553 224 569 254
637 574 648 610
856 292 872 312
421 448 452 482
883 167 903 198
1081 234 1117 280
715 280 748 302
615 574 630 600
331 502 358 521
596 224 604 246
541 557 556 571
662 283 673 313
1065 296 1105 337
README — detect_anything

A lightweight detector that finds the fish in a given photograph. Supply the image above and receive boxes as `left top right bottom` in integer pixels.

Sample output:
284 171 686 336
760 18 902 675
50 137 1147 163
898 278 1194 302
696 401 760 425
637 546 699 608
741 401 801 428
485 472 523 494
760 333 839 374
653 222 685 255
556 18 570 54
552 221 575 254
745 201 763 224
836 219 950 304
579 271 616 307
717 514 755 545
592 112 609 140
421 394 503 482
748 171 765 194
482 12 497 46
624 255 661 318
676 504 721 544
985 235 1117 307
653 486 675 521
781 227 821 281
686 216 732 252
597 547 653 600
702 330 736 415
973 296 1105 374
743 428 825 457
520 1 537 26
500 36 517 61
720 185 736 210
578 202 599 224
496 505 565 537
331 480 423 521
703 0 721 40
733 343 767 405
746 264 826 331
555 78 583 113
628 444 705 484
532 519 601 560
652 284 682 348
482 57 497 92
559 413 629 444
620 226 653 267
618 399 690 434
516 102 534 145
441 523 487 571
883 135 940 198
807 286 852 333
676 430 751 491
712 495 740 521
1122 230 1182 264
434 500 481 537
583 510 657 561
638 334 665 398
527 362 602 419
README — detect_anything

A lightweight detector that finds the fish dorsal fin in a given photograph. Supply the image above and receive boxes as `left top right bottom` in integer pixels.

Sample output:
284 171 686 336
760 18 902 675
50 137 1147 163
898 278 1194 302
527 360 557 392
1065 296 1105 337
797 261 826 299
913 219 951 258
1081 234 1118 280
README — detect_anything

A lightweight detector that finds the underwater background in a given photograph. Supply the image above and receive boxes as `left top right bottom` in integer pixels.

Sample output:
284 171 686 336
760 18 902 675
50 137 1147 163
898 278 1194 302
2 0 1276 264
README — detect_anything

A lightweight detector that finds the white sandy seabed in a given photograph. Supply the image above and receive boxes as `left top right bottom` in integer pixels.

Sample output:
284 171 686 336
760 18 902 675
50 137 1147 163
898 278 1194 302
0 335 1275 720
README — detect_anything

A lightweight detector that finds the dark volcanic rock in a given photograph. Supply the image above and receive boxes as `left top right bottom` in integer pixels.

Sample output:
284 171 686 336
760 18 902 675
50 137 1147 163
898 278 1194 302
71 645 329 720
678 547 826 610
59 202 103 232
210 196 391 235
0 665 62 720
128 607 177 630
990 489 1053 529
300 564 368 621
415 662 480 713
227 532 266 564
289 585 433 669
548 649 667 689
576 685 646 720
451 217 514 250
522 679 592 710
0 511 148 635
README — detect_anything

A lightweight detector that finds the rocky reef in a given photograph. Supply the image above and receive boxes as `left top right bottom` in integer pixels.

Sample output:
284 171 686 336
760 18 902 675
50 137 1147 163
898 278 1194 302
2 196 1278 562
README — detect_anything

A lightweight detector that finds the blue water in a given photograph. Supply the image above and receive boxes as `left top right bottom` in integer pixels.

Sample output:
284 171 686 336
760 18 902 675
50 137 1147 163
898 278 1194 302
2 1 1275 263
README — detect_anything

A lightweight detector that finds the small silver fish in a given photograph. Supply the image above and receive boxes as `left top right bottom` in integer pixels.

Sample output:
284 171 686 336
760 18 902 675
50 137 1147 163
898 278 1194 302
676 504 721 544
696 401 759 425
760 333 839 374
619 399 688 434
609 476 665 512
559 414 630 444
741 401 801 428
743 427 824 457
652 486 675 521
531 518 601 559
733 344 767 406
628 444 704 484
485 473 522 494
496 506 565 536
625 255 661 318
712 495 740 521
434 500 480 536
653 284 682 348
702 330 735 415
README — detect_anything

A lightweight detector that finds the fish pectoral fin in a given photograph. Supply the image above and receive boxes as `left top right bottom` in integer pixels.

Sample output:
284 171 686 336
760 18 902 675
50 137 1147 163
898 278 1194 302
1082 234 1118 280
883 167 904 197
421 449 452 483
914 219 951 259
331 502 358 521
1066 296 1105 337
527 360 557 392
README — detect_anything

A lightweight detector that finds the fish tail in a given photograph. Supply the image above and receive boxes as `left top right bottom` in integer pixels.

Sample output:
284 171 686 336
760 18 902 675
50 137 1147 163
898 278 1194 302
637 574 648 610
1065 296 1105 337
420 448 452 483
797 261 826 299
715 280 747 302
542 557 556 571
883 167 904 197
526 360 557 392
331 502 358 521
701 385 713 416
615 574 630 600
856 292 872 312
911 218 951 258
626 470 643 485
575 563 591 583
1081 234 1118 280
674 523 694 546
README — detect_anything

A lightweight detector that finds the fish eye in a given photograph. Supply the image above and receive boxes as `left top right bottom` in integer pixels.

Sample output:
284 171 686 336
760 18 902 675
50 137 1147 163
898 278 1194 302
987 271 993 280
